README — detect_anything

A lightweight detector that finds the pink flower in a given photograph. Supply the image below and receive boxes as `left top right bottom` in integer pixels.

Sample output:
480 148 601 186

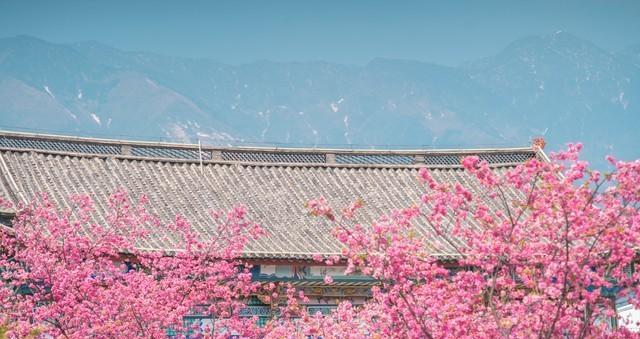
418 168 438 189
461 155 480 170
306 197 335 221
324 275 334 284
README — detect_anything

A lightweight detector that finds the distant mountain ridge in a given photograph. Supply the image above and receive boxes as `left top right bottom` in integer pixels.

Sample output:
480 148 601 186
0 32 638 166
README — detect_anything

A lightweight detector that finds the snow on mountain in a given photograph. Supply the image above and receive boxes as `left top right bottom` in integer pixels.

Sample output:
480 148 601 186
0 34 638 167
90 112 101 125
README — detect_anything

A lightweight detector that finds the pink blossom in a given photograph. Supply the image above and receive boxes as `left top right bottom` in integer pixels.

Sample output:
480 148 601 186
324 275 334 284
461 155 480 170
3 143 640 338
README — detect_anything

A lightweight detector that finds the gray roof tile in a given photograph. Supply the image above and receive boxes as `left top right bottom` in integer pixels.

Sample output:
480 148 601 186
0 131 544 259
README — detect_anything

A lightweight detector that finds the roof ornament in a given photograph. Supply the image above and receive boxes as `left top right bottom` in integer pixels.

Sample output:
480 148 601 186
532 137 546 150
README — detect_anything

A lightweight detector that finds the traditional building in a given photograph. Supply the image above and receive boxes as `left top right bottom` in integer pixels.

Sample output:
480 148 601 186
0 130 543 327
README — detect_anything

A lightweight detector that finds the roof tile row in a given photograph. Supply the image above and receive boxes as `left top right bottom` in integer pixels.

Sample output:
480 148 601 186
0 131 539 259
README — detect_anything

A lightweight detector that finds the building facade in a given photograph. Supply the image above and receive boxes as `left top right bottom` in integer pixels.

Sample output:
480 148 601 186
0 130 544 331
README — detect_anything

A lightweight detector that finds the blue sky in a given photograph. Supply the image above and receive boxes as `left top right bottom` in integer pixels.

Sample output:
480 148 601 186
0 1 638 65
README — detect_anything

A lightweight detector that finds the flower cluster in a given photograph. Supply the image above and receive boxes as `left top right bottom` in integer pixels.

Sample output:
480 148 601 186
2 143 640 338
294 145 640 338
0 191 263 338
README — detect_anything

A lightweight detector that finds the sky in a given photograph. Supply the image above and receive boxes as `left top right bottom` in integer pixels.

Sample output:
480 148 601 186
0 1 639 66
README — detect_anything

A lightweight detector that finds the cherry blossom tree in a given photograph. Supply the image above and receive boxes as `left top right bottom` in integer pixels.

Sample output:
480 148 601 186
2 144 640 339
0 191 264 338
299 144 640 338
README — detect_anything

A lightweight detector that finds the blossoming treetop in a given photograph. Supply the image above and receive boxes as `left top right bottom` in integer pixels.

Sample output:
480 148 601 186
1 131 640 338
293 144 640 338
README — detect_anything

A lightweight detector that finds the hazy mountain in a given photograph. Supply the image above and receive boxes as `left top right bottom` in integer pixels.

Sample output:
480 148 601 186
0 33 638 166
464 32 640 164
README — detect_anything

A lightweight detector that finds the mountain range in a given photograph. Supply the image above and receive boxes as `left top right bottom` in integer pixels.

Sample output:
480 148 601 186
0 32 638 167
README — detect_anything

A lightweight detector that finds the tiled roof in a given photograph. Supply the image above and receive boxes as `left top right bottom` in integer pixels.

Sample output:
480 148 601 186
0 131 545 259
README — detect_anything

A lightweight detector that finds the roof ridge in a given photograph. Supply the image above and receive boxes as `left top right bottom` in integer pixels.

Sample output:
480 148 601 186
0 130 534 153
0 130 538 168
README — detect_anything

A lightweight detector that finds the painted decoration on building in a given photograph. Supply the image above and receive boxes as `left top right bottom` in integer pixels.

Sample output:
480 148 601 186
254 265 368 280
